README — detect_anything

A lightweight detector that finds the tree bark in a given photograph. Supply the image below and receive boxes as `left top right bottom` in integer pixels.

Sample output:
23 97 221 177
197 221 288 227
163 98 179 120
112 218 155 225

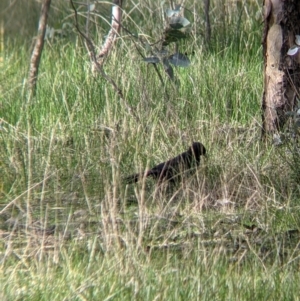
262 0 300 138
28 0 51 95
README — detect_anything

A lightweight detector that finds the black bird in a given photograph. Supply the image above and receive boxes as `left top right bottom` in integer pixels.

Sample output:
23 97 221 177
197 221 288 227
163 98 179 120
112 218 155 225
125 142 206 184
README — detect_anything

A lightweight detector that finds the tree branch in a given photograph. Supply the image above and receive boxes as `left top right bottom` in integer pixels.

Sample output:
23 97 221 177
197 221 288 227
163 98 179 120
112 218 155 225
70 0 139 121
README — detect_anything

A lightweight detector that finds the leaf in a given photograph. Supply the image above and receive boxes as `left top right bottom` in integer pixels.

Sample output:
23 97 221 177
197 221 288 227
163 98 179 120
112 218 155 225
168 53 191 67
154 48 168 58
45 25 55 39
163 29 187 46
287 45 299 56
89 3 95 12
295 35 300 46
165 8 176 18
169 17 190 29
174 4 182 11
143 56 160 64
165 5 181 18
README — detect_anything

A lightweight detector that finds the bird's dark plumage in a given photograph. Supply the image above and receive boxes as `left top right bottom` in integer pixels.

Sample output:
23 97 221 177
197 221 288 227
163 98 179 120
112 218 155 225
125 142 206 184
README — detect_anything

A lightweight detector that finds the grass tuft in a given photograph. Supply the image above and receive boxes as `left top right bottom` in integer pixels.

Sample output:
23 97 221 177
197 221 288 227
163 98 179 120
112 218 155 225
1 1 300 300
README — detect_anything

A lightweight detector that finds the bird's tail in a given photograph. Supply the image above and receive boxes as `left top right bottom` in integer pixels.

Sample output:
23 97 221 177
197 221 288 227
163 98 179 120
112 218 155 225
124 173 141 184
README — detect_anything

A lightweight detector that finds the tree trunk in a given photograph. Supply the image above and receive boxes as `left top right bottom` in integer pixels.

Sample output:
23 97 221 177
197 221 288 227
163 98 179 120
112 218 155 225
28 0 51 95
262 0 300 138
204 0 211 44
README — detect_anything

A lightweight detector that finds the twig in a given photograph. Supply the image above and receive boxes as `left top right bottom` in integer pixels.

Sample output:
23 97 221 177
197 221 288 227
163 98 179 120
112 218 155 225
116 22 165 87
70 0 139 121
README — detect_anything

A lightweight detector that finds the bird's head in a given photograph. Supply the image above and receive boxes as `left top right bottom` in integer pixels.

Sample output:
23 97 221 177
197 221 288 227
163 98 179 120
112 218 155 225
190 142 206 160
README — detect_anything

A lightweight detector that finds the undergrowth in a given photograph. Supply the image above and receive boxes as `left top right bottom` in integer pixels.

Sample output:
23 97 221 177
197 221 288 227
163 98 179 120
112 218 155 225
1 1 300 300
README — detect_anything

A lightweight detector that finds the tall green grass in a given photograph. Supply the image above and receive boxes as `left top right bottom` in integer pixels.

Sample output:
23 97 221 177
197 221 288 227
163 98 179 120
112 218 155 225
1 1 300 300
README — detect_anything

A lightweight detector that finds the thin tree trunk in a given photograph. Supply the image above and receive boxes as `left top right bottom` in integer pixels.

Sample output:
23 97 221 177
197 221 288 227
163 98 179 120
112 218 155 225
28 0 51 95
0 20 3 66
204 0 211 44
96 0 122 66
262 0 300 138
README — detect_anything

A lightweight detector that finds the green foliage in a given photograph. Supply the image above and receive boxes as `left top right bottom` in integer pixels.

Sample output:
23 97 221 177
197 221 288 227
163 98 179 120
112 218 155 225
1 1 300 300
